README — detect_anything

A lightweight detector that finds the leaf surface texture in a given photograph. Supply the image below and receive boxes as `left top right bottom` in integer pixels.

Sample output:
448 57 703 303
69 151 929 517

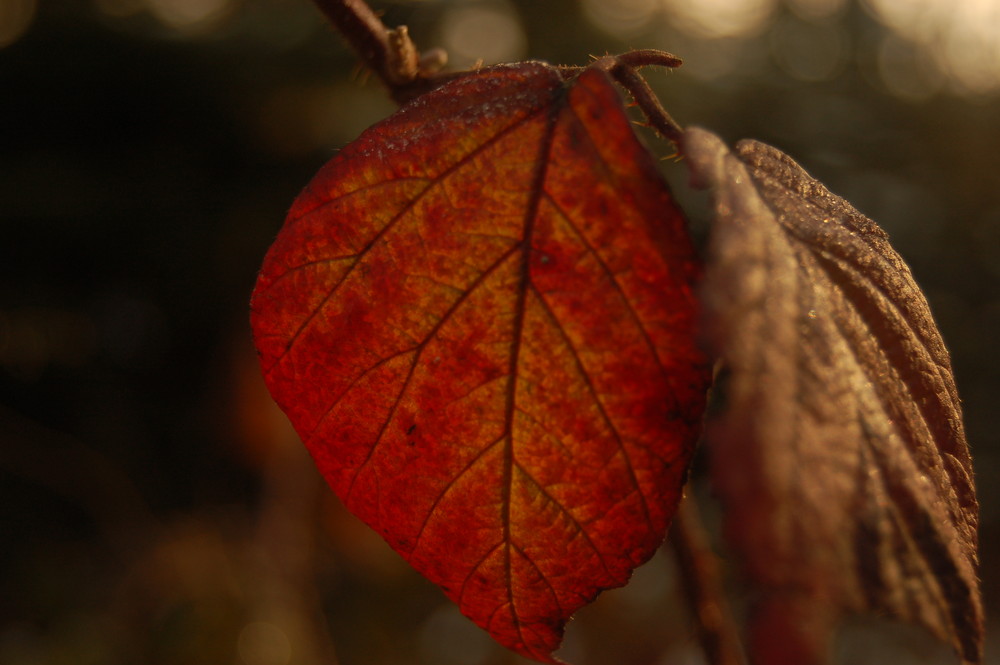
251 64 710 662
686 127 982 665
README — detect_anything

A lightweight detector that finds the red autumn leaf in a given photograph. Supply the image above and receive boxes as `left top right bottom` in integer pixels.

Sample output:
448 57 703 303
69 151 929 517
686 127 982 665
250 63 709 662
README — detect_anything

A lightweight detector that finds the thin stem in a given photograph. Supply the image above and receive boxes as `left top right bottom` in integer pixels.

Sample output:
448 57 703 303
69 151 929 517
311 0 453 104
585 51 684 146
616 49 683 70
313 2 689 130
312 0 391 79
608 62 684 146
670 494 746 665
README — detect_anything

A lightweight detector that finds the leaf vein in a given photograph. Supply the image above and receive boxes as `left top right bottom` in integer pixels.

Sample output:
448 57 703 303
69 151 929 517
345 244 522 504
527 283 653 529
264 105 550 375
542 190 681 412
409 434 507 555
514 461 612 578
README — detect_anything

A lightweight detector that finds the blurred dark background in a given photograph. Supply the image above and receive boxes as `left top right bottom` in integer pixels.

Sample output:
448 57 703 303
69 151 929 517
1 0 998 663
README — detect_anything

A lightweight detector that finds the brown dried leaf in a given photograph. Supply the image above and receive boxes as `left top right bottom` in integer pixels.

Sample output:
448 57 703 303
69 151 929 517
684 127 982 665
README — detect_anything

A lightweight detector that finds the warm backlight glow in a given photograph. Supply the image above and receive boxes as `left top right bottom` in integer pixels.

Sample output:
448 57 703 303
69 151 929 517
661 0 777 38
0 0 36 48
144 0 235 30
866 0 1000 95
439 4 526 69
581 0 659 38
577 0 1000 96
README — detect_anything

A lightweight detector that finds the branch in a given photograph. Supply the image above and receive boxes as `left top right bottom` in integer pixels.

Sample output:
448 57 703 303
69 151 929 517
313 0 689 137
670 494 746 665
311 0 452 104
313 0 389 74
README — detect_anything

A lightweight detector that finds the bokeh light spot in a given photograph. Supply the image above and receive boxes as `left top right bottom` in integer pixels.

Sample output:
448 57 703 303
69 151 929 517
771 15 846 82
863 0 940 45
660 0 778 39
865 0 1000 97
93 0 144 19
941 6 1000 95
786 0 848 21
877 33 945 100
237 622 292 665
660 34 760 80
439 3 526 69
144 0 236 33
0 0 36 49
582 0 658 38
